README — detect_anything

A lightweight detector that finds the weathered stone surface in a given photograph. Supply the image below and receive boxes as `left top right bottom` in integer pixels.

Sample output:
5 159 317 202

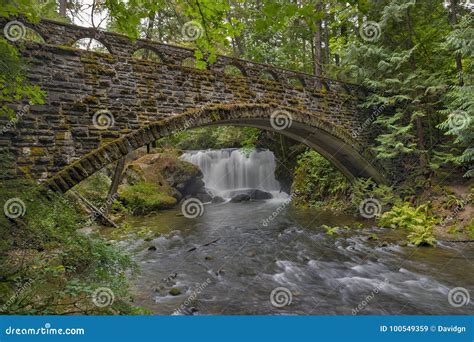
0 18 388 189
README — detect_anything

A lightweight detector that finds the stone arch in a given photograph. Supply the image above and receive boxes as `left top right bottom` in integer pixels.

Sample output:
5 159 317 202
181 57 197 68
23 26 46 43
131 47 164 62
318 80 330 92
260 69 279 82
287 76 305 88
72 36 112 54
223 63 247 77
44 104 386 194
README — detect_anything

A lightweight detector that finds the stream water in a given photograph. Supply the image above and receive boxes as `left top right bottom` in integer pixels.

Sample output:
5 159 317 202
105 149 474 315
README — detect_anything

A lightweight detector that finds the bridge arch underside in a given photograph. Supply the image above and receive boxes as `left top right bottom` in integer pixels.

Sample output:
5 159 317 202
44 104 385 194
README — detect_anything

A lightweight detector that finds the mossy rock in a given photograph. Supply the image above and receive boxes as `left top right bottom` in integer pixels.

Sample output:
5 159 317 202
118 182 177 215
169 288 181 296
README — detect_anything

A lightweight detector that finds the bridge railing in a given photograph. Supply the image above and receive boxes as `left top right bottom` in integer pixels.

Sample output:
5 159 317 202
0 17 364 97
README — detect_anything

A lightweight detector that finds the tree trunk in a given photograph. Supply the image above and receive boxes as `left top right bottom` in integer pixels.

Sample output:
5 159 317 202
449 0 464 86
59 0 67 17
143 11 156 60
313 1 323 77
406 8 427 168
103 157 126 218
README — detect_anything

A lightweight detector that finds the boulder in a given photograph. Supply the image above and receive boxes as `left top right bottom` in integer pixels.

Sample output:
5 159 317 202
169 288 181 296
230 194 251 203
250 189 273 200
195 192 213 203
120 150 206 205
228 189 273 202
211 196 226 203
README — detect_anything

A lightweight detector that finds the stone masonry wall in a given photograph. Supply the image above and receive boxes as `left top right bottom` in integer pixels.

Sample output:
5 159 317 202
0 18 376 182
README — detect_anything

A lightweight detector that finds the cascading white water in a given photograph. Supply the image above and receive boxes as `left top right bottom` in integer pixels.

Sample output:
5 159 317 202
180 148 282 198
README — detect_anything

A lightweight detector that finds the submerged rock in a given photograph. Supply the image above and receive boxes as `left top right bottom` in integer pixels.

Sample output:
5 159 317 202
169 288 181 296
230 194 251 203
229 189 273 202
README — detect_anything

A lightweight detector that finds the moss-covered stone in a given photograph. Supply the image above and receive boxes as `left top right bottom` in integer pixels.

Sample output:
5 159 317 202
169 288 181 296
118 182 177 215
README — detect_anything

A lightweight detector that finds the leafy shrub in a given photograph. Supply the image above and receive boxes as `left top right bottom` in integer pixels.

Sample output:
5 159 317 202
291 150 350 209
351 178 397 212
73 171 111 207
0 179 137 314
378 203 437 246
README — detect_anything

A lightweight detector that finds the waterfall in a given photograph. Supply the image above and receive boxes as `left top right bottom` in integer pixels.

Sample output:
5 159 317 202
180 148 282 198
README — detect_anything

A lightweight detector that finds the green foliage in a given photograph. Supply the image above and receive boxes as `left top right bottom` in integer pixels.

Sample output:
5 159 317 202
118 182 177 215
74 171 111 207
105 0 241 67
0 38 45 118
351 178 397 212
0 0 58 118
378 203 437 246
0 178 137 314
159 126 260 150
291 150 350 209
442 194 465 210
436 15 474 178
467 219 474 239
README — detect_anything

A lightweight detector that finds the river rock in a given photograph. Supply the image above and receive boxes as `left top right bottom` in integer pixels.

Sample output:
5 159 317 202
250 189 273 200
195 191 213 203
229 189 273 202
211 196 225 203
247 250 257 257
169 288 181 296
230 193 251 203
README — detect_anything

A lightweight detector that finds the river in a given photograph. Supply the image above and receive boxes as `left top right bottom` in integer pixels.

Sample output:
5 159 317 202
103 149 474 315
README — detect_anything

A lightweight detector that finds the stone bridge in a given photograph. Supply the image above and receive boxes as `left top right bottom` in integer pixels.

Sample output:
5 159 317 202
0 18 388 193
